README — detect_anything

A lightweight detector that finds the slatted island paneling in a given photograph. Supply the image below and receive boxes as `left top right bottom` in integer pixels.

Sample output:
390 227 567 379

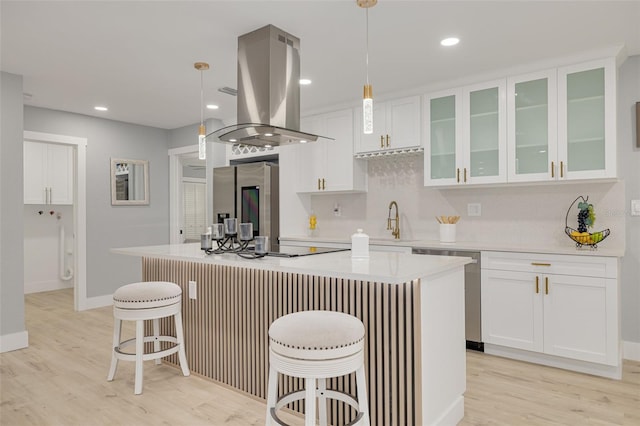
113 245 469 426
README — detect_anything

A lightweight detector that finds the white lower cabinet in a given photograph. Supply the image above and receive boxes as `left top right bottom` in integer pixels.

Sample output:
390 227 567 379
481 251 620 377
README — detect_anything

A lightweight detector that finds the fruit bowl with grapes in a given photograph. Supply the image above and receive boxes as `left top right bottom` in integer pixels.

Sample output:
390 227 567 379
564 195 610 249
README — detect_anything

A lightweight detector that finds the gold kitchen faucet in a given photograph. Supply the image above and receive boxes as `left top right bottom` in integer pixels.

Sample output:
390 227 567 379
387 201 400 239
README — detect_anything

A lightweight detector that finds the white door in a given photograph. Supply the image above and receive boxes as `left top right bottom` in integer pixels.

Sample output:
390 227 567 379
183 180 206 242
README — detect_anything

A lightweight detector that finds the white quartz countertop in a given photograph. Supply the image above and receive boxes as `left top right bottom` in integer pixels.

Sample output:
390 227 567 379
112 243 472 285
280 236 625 258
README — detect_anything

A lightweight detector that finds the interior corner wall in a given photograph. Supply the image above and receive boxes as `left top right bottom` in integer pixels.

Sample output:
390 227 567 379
0 71 27 347
23 106 171 299
618 55 640 344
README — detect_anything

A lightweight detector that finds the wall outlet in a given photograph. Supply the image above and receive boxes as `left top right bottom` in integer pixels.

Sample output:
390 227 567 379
188 280 197 300
467 203 482 217
333 203 341 217
631 199 640 216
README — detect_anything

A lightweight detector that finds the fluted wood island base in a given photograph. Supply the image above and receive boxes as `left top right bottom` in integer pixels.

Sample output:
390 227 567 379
113 244 472 426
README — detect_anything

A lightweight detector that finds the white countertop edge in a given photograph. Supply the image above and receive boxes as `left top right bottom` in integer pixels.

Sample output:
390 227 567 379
280 236 625 258
111 244 472 285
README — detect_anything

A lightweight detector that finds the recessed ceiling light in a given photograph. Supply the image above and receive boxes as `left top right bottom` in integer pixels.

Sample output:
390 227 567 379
94 106 108 111
229 138 237 142
299 79 312 85
441 37 460 47
300 140 308 144
264 133 274 137
206 104 219 110
264 144 272 148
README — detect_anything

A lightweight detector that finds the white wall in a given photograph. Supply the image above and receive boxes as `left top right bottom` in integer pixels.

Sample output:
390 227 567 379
617 55 640 345
23 204 74 293
1 71 28 351
24 106 171 299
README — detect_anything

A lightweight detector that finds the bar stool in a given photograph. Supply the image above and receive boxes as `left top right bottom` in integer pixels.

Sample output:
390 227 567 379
266 310 369 426
107 281 190 394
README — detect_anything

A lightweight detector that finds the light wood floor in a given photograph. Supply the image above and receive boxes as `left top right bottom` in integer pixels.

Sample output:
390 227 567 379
1 289 638 425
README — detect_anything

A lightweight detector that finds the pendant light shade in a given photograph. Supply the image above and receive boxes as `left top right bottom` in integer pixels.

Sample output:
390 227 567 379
358 0 377 134
195 62 210 160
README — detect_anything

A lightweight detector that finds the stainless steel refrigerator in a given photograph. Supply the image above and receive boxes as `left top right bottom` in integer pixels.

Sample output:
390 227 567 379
212 162 279 252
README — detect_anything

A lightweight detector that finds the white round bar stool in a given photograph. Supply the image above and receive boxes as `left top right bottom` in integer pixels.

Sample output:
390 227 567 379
266 310 370 426
107 281 190 395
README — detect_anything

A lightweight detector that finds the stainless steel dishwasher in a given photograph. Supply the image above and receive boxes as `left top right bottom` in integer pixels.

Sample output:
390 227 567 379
411 248 483 351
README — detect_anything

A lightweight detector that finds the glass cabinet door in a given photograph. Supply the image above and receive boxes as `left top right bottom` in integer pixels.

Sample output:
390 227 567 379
566 68 605 172
558 58 616 180
424 89 463 186
507 70 557 182
464 80 506 184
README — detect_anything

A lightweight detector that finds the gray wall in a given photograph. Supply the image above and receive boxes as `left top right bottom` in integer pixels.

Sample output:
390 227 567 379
24 107 171 298
618 55 640 344
0 72 26 337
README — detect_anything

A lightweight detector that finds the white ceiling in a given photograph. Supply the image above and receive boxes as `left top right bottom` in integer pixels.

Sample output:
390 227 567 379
2 1 639 130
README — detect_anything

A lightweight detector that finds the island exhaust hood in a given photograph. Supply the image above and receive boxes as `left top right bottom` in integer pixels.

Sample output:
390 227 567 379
209 25 330 147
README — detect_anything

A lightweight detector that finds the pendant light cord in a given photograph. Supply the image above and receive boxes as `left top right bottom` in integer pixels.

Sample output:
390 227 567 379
365 7 370 85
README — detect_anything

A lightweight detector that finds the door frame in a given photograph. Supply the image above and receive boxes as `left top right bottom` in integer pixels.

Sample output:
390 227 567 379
169 145 199 244
23 131 87 311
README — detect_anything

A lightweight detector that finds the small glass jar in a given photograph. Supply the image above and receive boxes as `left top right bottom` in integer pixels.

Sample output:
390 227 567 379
239 223 254 241
224 218 238 236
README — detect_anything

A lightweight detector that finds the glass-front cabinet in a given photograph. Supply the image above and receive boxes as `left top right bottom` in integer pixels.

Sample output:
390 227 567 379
507 69 558 182
558 58 616 180
424 80 506 186
424 89 462 186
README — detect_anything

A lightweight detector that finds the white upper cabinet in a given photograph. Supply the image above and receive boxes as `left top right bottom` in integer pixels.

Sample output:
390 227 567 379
424 80 507 186
24 141 74 205
355 95 421 154
507 69 558 182
297 109 367 193
557 58 617 180
508 59 616 183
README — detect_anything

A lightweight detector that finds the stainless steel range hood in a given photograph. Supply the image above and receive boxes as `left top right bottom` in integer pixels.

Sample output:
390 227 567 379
208 25 329 147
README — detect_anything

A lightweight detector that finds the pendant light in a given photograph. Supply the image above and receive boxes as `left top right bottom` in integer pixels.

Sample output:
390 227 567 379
358 0 377 134
194 62 210 160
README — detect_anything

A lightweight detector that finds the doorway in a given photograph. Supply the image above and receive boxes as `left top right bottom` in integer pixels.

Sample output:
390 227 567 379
169 146 206 244
23 131 87 311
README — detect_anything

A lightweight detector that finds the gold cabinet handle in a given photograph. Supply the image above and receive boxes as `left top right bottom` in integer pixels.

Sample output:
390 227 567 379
386 134 390 147
322 178 325 190
560 161 564 178
545 277 549 295
551 161 555 178
317 178 321 190
531 262 551 266
464 168 467 183
380 135 384 148
457 168 460 183
535 276 539 294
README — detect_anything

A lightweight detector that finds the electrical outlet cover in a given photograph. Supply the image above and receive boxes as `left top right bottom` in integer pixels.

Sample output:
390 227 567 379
467 203 481 217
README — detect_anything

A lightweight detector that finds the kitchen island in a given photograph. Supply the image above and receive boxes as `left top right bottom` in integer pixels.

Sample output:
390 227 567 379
113 243 473 426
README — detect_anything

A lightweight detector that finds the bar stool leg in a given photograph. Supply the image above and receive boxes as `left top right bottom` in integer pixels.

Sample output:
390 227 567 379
317 378 328 426
134 319 144 395
107 317 121 381
153 318 161 365
355 366 370 426
265 365 278 426
305 377 316 426
174 312 190 376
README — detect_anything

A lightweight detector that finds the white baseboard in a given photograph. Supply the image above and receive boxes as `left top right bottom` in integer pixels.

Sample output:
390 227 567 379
623 340 640 361
82 294 113 310
0 330 29 353
24 279 73 294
